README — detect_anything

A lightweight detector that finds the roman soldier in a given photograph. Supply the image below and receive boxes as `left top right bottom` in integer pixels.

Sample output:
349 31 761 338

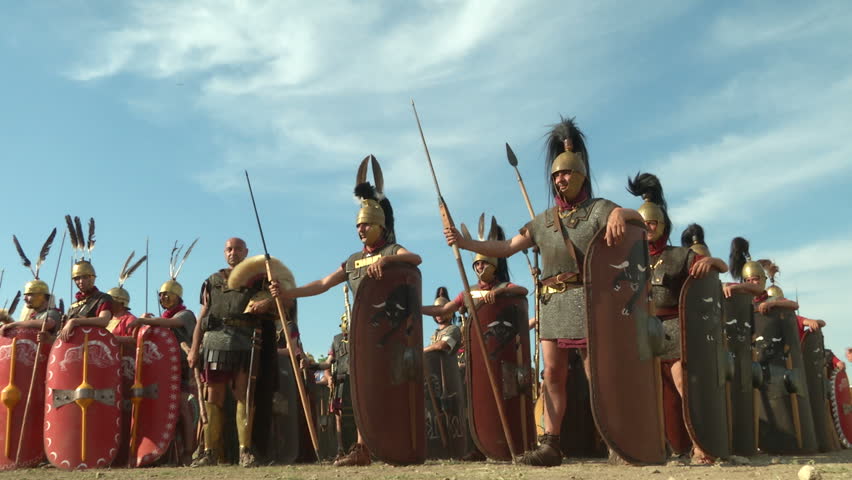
132 241 198 464
444 117 644 466
188 238 277 467
106 250 147 338
628 173 729 463
272 155 422 466
423 286 462 355
1 229 61 337
61 216 113 341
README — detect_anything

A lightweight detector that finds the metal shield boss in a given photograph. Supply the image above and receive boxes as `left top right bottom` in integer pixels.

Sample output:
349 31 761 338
584 223 666 465
349 262 425 465
423 350 468 459
723 293 758 456
464 294 534 461
754 307 818 454
678 273 731 459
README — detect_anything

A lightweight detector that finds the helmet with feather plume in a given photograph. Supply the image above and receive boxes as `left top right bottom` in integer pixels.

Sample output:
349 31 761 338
159 238 199 300
354 155 395 246
627 172 670 243
65 215 97 278
547 116 590 202
729 237 767 289
459 215 510 284
107 250 148 308
681 223 710 257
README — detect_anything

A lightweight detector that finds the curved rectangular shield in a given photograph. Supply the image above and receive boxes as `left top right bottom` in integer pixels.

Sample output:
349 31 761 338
465 294 534 460
828 366 852 448
584 223 666 465
424 349 469 459
800 329 835 452
349 262 425 465
722 293 757 456
678 273 731 459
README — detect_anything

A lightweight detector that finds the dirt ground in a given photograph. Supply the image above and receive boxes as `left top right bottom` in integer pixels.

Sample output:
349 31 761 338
2 449 851 480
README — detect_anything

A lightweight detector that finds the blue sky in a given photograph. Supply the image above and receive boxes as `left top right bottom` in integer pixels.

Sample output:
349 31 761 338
2 1 851 361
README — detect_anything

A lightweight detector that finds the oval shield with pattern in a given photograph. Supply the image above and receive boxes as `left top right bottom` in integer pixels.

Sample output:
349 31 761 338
0 327 50 469
128 325 181 467
349 262 424 465
584 223 666 465
44 327 121 470
678 273 730 459
465 294 534 460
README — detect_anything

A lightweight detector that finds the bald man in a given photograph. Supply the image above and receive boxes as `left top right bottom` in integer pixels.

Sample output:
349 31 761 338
189 238 275 467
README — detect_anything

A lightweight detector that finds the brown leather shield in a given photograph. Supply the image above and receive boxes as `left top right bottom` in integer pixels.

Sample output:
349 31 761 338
722 293 758 456
269 353 301 463
584 223 666 465
800 329 835 452
424 350 468 459
754 307 817 454
349 262 425 465
678 273 731 459
465 294 534 460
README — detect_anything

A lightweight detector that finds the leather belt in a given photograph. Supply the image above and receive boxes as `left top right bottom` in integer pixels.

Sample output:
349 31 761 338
540 272 582 295
222 317 261 329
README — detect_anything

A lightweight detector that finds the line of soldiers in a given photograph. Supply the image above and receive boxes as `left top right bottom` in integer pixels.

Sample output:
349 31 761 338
1 114 850 472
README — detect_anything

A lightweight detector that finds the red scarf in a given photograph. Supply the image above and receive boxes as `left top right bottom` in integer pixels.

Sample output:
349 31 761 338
163 304 187 318
75 287 100 302
648 236 668 257
363 238 387 254
554 189 590 212
753 291 769 304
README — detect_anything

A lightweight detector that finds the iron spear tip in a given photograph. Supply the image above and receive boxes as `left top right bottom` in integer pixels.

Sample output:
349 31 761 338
505 143 518 166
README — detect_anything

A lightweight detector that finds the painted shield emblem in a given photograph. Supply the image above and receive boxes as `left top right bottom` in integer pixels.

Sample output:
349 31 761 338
424 349 468 459
678 273 731 459
465 294 534 460
349 262 425 465
128 325 181 467
44 327 121 470
723 292 758 456
828 366 852 448
584 223 666 465
0 327 50 469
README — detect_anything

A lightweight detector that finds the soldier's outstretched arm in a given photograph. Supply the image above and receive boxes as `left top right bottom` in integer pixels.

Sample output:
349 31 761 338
444 227 533 258
274 266 347 300
422 298 462 317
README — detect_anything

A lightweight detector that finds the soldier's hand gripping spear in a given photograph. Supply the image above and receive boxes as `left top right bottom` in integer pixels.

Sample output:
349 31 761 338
16 229 65 464
244 171 321 460
412 99 518 460
506 144 542 400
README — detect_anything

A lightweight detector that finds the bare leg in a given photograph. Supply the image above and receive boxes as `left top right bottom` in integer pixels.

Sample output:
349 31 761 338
542 340 571 435
670 360 712 463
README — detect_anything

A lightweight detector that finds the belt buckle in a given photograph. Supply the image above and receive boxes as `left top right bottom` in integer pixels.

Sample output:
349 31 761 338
549 282 568 293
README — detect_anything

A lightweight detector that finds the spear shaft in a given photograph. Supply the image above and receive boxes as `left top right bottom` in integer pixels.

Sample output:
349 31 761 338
16 229 66 463
411 99 518 459
244 171 320 459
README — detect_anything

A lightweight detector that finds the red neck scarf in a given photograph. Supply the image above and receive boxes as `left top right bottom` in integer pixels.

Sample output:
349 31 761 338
648 235 669 257
476 280 496 290
163 304 187 318
554 189 590 212
753 291 769 304
363 238 387 254
75 287 100 302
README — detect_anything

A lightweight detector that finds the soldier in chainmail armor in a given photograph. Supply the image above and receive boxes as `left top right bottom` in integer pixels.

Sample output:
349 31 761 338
444 117 643 466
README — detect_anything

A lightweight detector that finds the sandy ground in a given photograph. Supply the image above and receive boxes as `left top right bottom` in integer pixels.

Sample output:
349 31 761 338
2 449 851 480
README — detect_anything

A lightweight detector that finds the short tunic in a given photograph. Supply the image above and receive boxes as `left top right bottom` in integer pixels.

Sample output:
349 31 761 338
522 198 617 339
